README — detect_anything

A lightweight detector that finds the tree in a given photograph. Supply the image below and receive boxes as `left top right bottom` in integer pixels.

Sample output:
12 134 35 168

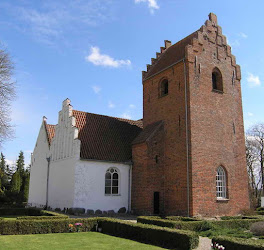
10 171 22 194
246 137 261 207
247 124 264 205
0 44 16 147
16 151 25 175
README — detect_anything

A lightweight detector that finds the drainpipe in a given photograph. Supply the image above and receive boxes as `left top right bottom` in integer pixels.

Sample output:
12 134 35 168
46 156 51 209
183 59 190 217
128 164 132 212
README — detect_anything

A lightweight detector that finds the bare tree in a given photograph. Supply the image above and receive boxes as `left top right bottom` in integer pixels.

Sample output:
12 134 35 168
246 137 262 207
0 44 16 147
247 124 264 206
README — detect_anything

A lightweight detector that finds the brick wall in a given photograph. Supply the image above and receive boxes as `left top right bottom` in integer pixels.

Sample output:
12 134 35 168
132 13 250 216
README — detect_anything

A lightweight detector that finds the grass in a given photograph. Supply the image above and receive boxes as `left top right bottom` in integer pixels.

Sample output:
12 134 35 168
0 232 165 250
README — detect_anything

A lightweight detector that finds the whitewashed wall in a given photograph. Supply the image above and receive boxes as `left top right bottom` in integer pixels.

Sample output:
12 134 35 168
74 160 131 212
28 120 50 208
47 99 81 210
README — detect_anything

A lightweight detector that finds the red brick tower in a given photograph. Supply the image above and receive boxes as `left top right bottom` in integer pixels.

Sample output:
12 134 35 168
131 13 250 217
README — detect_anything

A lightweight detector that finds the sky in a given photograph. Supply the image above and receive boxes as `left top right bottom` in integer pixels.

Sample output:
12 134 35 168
0 0 264 166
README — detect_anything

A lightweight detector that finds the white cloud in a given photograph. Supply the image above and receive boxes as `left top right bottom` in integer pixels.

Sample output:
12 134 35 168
6 159 16 167
0 1 115 45
108 101 115 109
85 47 131 68
238 32 248 39
248 112 254 117
247 73 261 87
121 113 132 119
135 0 159 14
91 85 101 94
129 104 136 109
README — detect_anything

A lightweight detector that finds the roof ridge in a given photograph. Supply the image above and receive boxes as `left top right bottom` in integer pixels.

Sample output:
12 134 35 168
72 109 142 124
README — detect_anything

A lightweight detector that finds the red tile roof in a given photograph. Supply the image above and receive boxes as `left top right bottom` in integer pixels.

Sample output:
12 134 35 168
44 122 55 146
72 110 142 162
132 120 163 145
143 31 198 80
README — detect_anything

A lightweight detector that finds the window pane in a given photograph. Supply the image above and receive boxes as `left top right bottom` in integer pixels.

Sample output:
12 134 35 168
105 187 111 194
112 187 118 194
113 173 118 179
105 180 111 187
105 172 111 179
112 180 118 186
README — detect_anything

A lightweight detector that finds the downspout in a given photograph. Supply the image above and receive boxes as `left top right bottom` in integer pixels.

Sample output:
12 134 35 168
128 164 132 212
46 156 51 209
183 58 190 217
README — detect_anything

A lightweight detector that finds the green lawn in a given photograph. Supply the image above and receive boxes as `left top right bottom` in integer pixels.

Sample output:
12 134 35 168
0 232 165 250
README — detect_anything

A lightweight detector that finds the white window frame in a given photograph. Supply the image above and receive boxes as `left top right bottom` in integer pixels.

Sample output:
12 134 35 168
216 166 227 199
105 167 120 196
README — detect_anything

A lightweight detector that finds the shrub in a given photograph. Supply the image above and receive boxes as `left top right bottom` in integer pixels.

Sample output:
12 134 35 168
212 236 264 250
250 221 264 236
256 207 264 212
0 218 98 235
0 208 41 216
165 216 200 222
137 216 264 231
240 208 257 216
98 218 199 250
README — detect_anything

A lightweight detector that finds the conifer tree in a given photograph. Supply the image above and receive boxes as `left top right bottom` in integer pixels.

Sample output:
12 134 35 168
16 151 25 175
10 171 22 194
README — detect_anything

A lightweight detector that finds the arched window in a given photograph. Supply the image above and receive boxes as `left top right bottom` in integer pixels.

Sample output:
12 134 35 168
105 168 119 195
160 79 169 97
212 68 223 92
216 166 227 199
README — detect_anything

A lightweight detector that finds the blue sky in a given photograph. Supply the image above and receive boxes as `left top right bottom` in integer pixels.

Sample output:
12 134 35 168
0 0 264 166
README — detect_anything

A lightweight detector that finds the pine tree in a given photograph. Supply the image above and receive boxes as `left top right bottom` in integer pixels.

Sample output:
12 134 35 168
0 152 8 190
10 171 22 194
23 170 30 202
16 151 25 176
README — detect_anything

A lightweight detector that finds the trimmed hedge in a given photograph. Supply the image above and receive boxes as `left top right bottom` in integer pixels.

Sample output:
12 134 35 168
165 216 200 221
98 218 199 250
17 210 68 220
0 208 42 216
212 236 264 250
137 216 264 231
0 218 98 235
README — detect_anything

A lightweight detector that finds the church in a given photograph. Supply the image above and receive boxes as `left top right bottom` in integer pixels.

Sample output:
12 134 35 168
28 13 250 217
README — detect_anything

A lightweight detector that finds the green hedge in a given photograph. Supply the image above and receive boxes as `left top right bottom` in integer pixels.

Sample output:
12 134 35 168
0 217 199 249
0 218 98 235
165 216 200 221
0 208 42 216
212 236 264 250
98 218 199 250
17 210 68 220
137 216 264 231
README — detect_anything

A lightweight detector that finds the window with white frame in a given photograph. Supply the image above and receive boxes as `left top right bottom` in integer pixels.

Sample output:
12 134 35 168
105 168 119 195
216 166 227 199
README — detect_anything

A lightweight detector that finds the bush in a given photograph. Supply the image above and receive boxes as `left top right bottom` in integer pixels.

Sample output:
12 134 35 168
99 218 199 250
137 216 264 231
212 236 264 250
0 218 98 235
250 221 264 236
256 207 264 212
165 216 200 222
0 208 41 216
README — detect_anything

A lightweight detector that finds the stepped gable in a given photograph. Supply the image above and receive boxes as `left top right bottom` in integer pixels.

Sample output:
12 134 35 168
142 33 198 80
72 110 143 162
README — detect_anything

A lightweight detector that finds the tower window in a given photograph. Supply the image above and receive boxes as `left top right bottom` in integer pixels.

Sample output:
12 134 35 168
216 166 227 199
160 79 169 97
212 68 223 92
